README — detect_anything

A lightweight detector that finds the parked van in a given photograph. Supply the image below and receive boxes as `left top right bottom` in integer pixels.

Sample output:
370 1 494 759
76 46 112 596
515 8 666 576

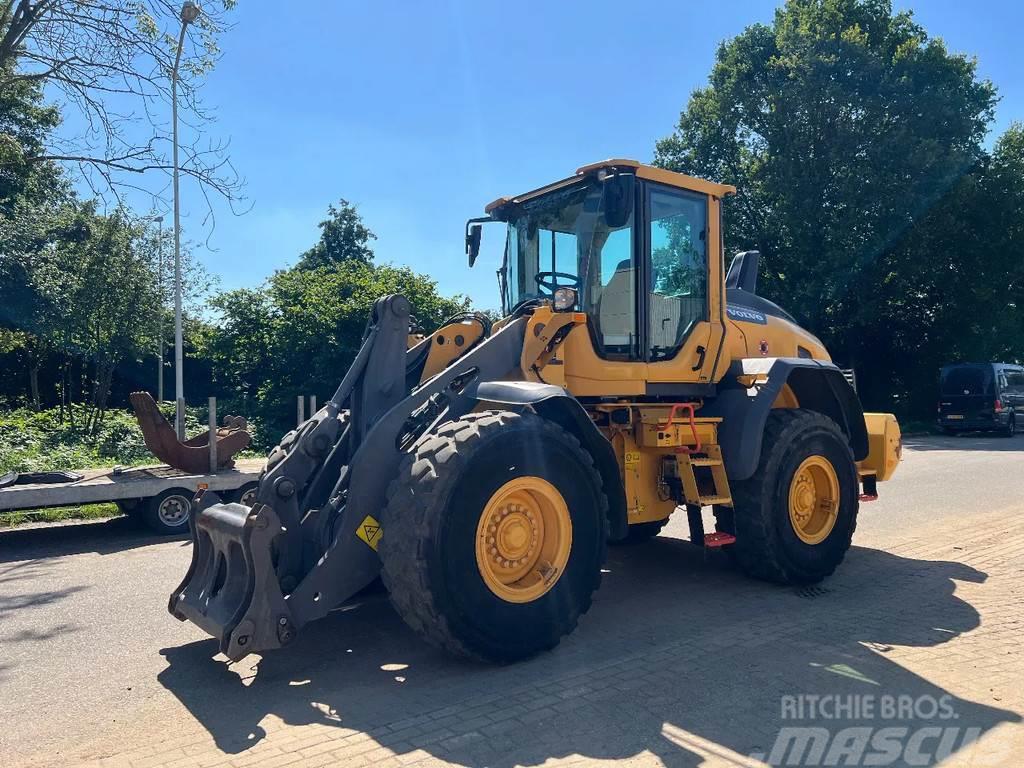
937 362 1024 436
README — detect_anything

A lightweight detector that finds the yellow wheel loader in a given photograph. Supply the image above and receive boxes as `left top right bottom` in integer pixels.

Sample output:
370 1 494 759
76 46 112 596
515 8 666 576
170 160 902 663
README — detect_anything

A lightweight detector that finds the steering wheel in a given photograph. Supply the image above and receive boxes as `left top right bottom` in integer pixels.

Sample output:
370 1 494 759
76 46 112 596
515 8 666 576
534 271 581 295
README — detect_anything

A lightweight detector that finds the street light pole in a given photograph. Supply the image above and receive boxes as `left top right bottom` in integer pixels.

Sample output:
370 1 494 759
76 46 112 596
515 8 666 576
171 1 201 440
155 215 164 402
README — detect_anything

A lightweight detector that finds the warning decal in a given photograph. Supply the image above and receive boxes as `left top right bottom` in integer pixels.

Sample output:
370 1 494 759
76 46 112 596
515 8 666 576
356 515 383 550
625 451 641 471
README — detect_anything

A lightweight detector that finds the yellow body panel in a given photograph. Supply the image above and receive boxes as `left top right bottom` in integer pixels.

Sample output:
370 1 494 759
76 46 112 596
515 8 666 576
721 315 831 365
593 404 733 525
420 319 487 383
610 430 678 524
859 413 902 482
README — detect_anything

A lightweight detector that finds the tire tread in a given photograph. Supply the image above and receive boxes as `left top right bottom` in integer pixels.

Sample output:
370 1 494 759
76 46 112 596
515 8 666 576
379 410 608 661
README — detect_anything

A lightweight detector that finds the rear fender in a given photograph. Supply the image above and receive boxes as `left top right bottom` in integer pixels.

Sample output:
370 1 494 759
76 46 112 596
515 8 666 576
474 381 629 541
701 358 870 481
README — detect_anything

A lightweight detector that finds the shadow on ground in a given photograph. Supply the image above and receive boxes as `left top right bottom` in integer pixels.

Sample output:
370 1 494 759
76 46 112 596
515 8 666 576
0 515 180 562
158 537 1019 767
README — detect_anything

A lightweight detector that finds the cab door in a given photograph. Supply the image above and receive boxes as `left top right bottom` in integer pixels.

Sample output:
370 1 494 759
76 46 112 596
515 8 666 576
644 183 725 388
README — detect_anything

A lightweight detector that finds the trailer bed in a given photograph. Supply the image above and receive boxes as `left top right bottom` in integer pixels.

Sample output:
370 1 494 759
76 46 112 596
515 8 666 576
0 459 265 513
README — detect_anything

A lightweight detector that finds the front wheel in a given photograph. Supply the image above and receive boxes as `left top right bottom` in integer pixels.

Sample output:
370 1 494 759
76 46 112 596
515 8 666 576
380 410 608 663
721 409 859 585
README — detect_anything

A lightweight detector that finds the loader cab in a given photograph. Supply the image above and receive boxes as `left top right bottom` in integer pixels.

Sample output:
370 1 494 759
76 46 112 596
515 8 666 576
479 160 736 396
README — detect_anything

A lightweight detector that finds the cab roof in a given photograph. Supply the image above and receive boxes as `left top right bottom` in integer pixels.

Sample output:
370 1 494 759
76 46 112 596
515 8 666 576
484 158 737 215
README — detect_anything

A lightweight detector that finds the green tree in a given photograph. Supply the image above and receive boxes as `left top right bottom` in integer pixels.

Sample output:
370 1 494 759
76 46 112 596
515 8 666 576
296 199 376 270
204 204 470 443
1 1 241 209
30 207 161 430
655 0 1000 417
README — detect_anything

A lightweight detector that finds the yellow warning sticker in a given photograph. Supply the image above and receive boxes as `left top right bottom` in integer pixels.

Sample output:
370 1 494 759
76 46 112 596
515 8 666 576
356 515 382 550
625 451 641 471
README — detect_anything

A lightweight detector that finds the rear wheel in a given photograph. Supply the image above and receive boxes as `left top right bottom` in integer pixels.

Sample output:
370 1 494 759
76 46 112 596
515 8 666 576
1001 414 1016 438
719 409 858 585
142 488 193 536
380 410 608 662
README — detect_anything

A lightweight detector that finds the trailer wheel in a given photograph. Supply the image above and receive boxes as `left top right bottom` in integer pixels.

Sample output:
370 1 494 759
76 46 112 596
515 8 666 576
231 482 259 507
722 409 858 585
115 498 141 515
143 488 194 536
380 410 608 663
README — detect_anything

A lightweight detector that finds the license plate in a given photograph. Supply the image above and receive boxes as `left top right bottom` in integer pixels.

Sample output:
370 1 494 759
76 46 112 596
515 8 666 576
947 414 964 420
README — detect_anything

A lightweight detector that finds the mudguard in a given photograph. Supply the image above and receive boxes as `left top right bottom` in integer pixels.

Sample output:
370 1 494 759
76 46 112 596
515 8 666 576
474 380 629 541
700 358 869 482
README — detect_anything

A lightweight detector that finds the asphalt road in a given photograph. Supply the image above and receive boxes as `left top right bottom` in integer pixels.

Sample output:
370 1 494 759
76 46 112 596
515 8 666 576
1 432 1022 765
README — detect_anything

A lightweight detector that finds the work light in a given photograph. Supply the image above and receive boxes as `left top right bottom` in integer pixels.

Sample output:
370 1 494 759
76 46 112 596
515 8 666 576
553 287 577 312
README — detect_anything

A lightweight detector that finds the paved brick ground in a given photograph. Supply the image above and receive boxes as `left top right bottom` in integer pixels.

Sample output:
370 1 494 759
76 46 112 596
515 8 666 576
28 502 1020 768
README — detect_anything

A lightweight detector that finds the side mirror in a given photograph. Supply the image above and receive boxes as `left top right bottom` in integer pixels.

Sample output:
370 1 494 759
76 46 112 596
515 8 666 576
601 173 634 229
466 222 483 267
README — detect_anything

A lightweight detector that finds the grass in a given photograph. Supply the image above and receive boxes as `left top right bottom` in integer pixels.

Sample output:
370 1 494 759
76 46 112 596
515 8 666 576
1 502 120 528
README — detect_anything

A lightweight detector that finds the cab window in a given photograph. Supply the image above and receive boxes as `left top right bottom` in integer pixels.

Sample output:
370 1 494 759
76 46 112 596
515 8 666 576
648 187 708 360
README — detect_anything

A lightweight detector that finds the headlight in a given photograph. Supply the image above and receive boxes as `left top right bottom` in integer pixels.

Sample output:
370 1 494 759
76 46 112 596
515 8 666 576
553 287 577 312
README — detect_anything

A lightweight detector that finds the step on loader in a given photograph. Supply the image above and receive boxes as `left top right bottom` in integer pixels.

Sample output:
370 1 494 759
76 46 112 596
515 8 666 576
170 160 902 662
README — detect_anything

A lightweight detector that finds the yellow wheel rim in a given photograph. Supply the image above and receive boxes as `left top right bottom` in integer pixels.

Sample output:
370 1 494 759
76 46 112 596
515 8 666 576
475 477 572 603
788 456 840 545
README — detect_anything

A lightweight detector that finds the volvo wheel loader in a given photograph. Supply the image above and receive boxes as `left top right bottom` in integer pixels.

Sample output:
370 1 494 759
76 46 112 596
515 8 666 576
170 159 902 663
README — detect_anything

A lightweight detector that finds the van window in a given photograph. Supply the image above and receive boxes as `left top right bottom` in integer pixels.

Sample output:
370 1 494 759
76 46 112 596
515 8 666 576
940 366 992 396
1005 370 1024 390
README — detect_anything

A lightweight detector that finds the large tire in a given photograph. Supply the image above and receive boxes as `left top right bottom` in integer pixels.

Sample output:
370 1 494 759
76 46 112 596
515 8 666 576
610 518 669 546
716 409 858 585
379 410 608 663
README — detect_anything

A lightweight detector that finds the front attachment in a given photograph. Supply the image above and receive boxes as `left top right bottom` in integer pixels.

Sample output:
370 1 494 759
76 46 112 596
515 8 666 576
169 490 293 660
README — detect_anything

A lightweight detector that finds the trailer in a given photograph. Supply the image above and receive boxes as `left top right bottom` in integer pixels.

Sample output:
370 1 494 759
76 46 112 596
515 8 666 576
0 459 264 535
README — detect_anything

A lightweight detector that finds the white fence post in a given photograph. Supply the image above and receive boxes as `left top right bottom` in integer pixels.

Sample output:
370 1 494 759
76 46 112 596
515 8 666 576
208 397 217 473
297 395 305 427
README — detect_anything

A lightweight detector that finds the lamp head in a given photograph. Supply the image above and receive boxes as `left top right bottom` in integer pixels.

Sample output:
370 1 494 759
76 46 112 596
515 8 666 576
180 1 201 24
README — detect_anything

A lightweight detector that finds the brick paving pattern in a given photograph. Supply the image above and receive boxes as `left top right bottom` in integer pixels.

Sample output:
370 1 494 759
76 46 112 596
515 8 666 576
21 506 1024 767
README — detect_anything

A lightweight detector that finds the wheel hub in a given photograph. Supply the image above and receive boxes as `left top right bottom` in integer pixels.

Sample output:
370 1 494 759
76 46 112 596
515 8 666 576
788 456 839 545
476 477 572 603
158 495 190 526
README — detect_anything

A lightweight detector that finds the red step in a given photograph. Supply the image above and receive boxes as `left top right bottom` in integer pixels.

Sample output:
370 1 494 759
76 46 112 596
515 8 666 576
704 532 736 548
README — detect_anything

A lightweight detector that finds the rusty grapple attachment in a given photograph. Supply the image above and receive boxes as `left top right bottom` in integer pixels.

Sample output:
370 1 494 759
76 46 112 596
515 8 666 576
130 391 250 474
168 294 528 659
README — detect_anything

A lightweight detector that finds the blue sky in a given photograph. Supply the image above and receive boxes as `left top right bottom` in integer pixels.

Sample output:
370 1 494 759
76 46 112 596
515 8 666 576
176 0 1023 310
